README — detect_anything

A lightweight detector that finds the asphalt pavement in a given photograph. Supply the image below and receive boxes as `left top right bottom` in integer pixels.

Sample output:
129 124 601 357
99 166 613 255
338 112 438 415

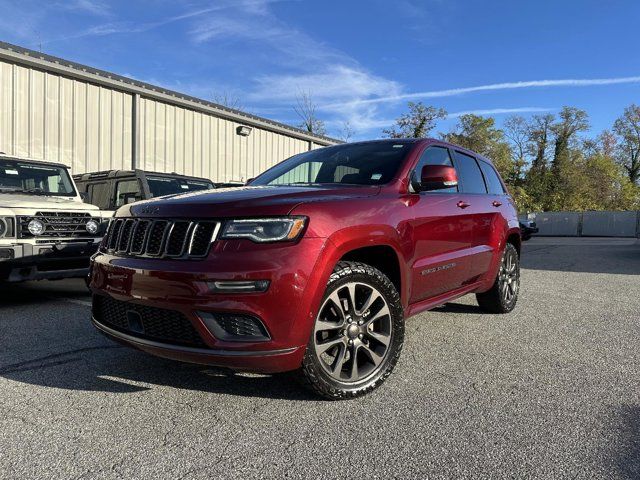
1 237 639 479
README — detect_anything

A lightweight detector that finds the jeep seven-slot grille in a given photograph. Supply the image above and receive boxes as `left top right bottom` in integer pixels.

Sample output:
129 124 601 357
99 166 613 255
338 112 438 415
103 218 219 259
93 295 207 348
18 211 101 238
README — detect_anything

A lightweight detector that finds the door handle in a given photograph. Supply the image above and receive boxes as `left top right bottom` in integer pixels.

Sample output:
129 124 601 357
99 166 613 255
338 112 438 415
457 200 470 209
492 200 502 207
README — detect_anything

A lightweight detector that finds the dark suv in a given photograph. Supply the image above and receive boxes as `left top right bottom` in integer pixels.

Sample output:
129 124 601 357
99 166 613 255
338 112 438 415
89 139 521 399
74 169 215 215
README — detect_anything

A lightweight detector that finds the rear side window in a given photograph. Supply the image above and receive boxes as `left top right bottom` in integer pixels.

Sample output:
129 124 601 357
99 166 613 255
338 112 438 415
415 146 457 193
478 161 505 194
115 179 142 207
453 151 487 194
87 182 111 210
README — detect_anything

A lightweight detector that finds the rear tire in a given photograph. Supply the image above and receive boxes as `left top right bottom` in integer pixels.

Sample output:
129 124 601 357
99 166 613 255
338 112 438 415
476 243 520 314
297 261 404 400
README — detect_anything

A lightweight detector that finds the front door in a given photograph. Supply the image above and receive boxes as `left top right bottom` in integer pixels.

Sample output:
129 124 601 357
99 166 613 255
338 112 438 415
408 145 476 303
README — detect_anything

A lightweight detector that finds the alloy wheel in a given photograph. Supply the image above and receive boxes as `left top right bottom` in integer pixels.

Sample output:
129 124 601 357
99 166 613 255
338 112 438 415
499 248 519 304
313 282 392 383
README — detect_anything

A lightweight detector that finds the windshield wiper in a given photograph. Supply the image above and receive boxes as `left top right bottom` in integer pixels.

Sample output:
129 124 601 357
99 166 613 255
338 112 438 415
0 187 23 193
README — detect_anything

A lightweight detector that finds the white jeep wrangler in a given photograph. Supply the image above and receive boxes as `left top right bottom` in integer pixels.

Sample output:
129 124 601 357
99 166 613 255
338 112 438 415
0 155 106 282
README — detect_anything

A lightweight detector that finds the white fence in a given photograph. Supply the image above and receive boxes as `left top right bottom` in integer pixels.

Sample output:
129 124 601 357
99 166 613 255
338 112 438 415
526 211 640 237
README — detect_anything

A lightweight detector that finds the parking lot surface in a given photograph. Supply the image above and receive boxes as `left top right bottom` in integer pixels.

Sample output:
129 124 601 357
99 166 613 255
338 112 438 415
1 238 639 479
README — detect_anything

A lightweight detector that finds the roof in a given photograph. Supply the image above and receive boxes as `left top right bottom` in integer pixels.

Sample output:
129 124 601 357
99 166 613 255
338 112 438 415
0 41 340 146
0 154 68 169
72 169 215 182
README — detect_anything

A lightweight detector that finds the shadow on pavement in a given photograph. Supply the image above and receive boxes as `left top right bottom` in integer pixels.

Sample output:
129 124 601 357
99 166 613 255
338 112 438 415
0 278 91 306
610 405 640 479
522 240 640 275
0 281 316 401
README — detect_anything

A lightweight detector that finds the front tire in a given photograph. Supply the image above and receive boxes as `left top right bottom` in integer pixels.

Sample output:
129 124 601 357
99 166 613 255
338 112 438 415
298 261 404 400
476 242 520 313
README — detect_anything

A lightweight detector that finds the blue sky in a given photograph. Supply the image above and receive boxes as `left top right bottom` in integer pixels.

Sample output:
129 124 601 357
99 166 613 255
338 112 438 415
1 0 640 140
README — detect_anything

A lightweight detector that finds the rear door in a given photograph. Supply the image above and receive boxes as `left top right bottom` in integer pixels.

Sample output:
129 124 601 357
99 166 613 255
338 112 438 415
450 150 494 282
408 145 476 303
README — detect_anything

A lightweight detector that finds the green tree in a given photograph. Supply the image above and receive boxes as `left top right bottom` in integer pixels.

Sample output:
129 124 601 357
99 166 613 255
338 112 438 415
528 113 555 172
551 106 589 172
612 104 640 184
383 102 447 138
442 114 515 182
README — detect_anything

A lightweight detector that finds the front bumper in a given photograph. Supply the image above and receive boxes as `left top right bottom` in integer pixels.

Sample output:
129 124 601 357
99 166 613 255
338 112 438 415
0 240 99 282
89 237 331 373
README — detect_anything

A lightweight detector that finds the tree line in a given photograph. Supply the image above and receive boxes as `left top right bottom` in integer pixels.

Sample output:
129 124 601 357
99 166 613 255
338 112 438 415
383 102 640 212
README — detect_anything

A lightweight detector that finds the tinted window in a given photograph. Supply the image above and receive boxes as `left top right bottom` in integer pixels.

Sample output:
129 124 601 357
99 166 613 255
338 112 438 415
252 141 413 186
146 177 214 197
415 146 457 193
478 161 505 194
87 182 111 209
453 151 487 194
115 179 142 207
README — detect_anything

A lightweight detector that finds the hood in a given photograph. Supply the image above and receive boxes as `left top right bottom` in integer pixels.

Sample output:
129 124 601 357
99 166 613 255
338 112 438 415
0 193 100 213
120 185 380 218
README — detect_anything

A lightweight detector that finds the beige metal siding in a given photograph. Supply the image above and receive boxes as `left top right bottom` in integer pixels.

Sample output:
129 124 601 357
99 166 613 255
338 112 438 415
0 59 132 174
137 97 310 182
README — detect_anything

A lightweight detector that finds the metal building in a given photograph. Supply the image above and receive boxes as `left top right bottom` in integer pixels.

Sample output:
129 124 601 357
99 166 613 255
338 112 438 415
0 42 338 182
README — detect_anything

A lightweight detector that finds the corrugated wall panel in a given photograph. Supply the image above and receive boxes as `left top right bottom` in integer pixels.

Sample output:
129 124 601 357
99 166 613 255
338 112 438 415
1 58 334 179
136 97 316 183
0 60 132 174
0 61 13 153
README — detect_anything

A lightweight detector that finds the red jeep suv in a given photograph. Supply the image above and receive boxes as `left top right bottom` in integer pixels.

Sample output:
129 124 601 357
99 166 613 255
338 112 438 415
89 139 521 399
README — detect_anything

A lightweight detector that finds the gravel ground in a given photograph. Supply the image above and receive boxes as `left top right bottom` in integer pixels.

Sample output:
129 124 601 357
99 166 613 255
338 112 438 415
1 237 639 479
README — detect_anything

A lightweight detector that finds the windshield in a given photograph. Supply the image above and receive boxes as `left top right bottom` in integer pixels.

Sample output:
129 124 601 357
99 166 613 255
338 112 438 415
251 141 414 187
0 159 76 196
147 176 214 197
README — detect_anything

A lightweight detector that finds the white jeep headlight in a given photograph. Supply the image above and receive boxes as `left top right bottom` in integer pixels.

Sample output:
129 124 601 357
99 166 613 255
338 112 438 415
0 218 6 237
28 219 45 236
221 217 307 243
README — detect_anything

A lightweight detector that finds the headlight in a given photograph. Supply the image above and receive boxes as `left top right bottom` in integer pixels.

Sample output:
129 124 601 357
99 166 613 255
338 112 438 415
0 218 6 237
221 217 307 243
28 219 45 236
86 219 99 234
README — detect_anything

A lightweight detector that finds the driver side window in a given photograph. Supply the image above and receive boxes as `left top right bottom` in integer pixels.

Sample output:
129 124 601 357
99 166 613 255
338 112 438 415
415 146 458 193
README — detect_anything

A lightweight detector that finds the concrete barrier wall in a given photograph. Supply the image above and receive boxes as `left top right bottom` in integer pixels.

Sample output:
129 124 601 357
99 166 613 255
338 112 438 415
533 212 581 236
581 211 638 237
529 211 640 237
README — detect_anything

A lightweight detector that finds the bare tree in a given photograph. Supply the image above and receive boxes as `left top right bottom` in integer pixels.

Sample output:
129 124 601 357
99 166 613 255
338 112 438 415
294 92 327 136
338 121 355 142
383 102 446 138
212 91 243 110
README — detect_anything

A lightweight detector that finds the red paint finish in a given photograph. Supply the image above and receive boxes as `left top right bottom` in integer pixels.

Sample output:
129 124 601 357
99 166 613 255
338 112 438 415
90 139 520 373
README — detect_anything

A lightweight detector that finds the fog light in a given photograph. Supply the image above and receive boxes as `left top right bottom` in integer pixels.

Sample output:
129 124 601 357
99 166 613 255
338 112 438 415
208 280 270 293
28 219 45 236
198 312 270 342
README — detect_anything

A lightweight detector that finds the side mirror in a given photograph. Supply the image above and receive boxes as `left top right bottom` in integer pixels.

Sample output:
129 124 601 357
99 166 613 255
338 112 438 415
415 165 458 192
245 178 254 185
80 192 91 203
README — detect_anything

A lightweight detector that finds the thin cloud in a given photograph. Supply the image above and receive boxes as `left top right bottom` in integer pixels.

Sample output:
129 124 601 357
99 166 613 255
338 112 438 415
64 0 111 17
447 107 555 118
323 76 640 109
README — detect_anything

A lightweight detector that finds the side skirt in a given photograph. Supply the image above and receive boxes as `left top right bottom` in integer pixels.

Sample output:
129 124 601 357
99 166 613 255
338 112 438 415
405 281 485 318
